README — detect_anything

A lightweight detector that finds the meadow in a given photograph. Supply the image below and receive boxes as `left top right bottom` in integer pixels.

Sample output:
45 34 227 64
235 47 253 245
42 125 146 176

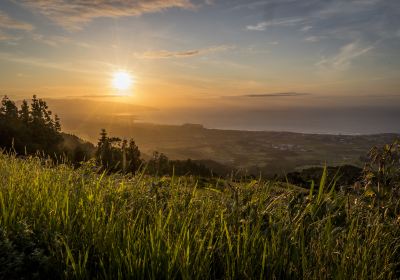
0 152 399 279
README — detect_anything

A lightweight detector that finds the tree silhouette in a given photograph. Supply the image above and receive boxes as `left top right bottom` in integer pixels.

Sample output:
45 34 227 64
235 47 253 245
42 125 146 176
19 100 30 124
95 129 142 174
0 95 62 156
126 139 142 173
146 151 214 177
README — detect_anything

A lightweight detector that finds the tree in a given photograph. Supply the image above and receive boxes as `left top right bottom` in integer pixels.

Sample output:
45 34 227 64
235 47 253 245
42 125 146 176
96 129 111 168
95 129 142 174
0 95 62 156
29 95 62 154
54 115 61 132
147 151 170 176
0 96 21 150
19 100 30 124
363 140 400 195
30 95 43 124
126 139 142 173
1 96 18 119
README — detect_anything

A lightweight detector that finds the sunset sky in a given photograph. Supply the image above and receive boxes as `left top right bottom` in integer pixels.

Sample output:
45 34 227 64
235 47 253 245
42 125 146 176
0 0 400 133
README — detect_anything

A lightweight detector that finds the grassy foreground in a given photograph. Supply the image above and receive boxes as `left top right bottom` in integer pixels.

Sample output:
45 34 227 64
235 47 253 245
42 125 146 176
0 153 399 279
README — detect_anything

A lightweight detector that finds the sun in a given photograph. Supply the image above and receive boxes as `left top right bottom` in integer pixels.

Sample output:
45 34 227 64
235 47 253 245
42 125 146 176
112 71 133 91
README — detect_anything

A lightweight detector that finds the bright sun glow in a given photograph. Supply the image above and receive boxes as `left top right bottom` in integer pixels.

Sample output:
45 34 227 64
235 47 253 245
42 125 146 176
112 71 133 91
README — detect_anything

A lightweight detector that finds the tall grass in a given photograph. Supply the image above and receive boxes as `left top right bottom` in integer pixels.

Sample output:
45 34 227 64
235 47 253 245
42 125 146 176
0 153 399 279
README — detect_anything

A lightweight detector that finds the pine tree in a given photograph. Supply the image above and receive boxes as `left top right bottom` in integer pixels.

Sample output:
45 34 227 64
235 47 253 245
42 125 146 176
126 139 142 173
95 129 143 174
0 96 19 149
1 95 61 154
19 100 30 124
96 129 111 169
54 114 61 131
30 95 43 124
1 96 18 119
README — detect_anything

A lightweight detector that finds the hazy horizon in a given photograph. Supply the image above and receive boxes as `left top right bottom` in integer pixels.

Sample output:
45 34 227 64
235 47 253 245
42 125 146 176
25 97 399 137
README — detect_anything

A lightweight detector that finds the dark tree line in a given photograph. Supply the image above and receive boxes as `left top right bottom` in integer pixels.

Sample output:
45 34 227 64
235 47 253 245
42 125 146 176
96 129 142 173
61 133 96 165
95 130 217 177
0 95 220 177
0 95 95 164
285 165 363 189
146 151 215 177
0 95 62 156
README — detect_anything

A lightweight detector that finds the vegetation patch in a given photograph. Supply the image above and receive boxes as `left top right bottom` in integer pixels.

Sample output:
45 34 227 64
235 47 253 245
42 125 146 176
0 153 399 279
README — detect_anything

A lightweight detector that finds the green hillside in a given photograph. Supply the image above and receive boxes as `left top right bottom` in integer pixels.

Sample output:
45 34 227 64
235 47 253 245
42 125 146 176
61 120 400 175
0 153 399 279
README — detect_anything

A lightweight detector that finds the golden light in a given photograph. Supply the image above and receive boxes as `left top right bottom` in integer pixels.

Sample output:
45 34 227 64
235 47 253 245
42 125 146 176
112 71 133 91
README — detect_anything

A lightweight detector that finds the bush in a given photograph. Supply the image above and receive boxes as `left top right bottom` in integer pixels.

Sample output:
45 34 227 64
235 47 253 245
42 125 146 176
363 140 400 196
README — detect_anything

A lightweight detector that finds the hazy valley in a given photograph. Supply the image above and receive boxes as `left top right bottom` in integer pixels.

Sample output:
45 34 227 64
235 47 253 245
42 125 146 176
61 119 399 176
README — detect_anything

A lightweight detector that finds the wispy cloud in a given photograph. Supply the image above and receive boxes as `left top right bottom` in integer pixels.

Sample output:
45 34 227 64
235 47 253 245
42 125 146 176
0 30 20 41
305 36 323 43
68 94 127 98
0 11 32 43
246 92 310 98
0 10 33 31
135 45 233 59
0 31 9 41
314 0 383 20
240 92 311 98
247 17 305 31
0 51 100 74
317 42 374 70
244 0 400 42
232 1 270 11
16 0 195 31
301 25 312 32
31 33 91 48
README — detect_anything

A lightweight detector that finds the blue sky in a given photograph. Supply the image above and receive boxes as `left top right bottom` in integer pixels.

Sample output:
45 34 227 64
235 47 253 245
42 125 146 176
0 0 399 132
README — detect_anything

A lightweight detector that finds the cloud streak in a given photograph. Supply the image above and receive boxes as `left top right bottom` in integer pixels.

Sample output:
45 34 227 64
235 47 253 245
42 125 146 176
244 92 311 98
247 17 305 31
0 11 32 42
0 31 18 41
0 10 33 31
135 45 233 59
305 36 322 42
245 0 400 42
16 0 195 30
317 42 374 70
0 11 34 41
225 92 312 98
31 33 92 48
301 25 312 32
0 51 101 74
